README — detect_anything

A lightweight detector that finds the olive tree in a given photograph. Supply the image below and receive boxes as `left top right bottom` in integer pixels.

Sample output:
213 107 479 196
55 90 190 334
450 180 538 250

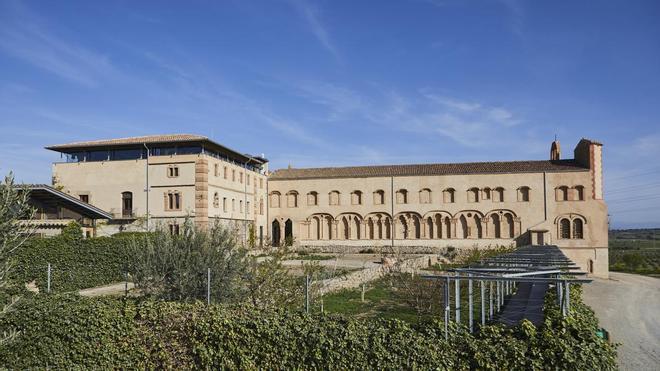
0 173 35 345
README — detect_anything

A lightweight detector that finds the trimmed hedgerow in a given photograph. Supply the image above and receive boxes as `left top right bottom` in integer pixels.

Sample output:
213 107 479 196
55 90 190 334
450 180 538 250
0 286 616 370
9 229 138 292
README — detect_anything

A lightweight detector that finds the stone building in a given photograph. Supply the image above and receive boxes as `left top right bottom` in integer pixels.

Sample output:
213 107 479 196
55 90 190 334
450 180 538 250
47 135 269 243
268 139 608 277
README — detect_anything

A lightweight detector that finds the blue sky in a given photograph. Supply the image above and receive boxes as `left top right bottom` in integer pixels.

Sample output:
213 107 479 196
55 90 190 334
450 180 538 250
0 0 659 228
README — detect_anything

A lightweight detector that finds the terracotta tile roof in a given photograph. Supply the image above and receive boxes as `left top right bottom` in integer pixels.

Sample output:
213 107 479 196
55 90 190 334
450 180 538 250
269 160 587 180
46 134 208 150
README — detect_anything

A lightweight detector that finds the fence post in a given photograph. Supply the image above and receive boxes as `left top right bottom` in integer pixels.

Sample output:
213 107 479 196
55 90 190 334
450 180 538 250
468 274 473 333
207 268 211 305
47 263 51 293
305 274 310 314
455 273 461 324
480 280 485 326
444 276 450 340
489 281 493 319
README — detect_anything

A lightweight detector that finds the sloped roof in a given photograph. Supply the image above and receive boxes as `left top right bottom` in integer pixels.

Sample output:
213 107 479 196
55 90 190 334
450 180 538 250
269 160 587 180
20 184 113 219
45 134 208 150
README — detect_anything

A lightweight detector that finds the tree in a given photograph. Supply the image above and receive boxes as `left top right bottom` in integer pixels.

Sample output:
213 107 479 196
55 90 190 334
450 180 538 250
129 219 248 302
0 173 35 345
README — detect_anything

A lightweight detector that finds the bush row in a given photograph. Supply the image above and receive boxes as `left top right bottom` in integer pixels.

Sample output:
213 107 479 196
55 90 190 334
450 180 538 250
0 287 616 370
9 231 140 292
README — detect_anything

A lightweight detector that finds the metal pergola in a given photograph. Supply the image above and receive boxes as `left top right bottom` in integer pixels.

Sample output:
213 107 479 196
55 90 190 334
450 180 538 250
423 245 591 339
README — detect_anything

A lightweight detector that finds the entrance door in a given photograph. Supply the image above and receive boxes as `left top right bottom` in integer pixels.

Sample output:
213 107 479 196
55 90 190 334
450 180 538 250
537 232 544 246
272 220 281 247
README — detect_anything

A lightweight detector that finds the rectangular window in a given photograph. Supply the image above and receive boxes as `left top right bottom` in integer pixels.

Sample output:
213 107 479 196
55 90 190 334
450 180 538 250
79 194 89 203
214 164 219 177
224 166 228 179
232 170 236 182
240 172 243 184
246 201 250 214
223 197 227 212
169 224 180 235
240 200 243 213
165 192 182 211
167 166 179 178
232 199 235 211
259 178 263 189
247 175 250 186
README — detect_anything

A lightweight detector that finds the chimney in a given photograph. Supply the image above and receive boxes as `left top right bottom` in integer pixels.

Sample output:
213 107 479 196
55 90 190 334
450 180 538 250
550 139 561 161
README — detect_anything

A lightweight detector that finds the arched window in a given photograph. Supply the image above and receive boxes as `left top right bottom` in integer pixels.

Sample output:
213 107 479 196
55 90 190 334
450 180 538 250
518 186 530 202
396 189 408 204
329 191 340 206
286 191 298 208
573 219 584 239
269 192 281 208
575 186 585 201
483 187 491 200
419 188 432 204
494 187 504 202
307 191 318 206
351 191 362 205
214 164 219 177
373 190 385 205
560 218 570 239
443 188 455 203
213 192 219 208
468 187 480 203
556 186 569 201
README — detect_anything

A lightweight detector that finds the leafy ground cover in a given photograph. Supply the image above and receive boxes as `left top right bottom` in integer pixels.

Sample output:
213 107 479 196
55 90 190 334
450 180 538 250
0 286 616 370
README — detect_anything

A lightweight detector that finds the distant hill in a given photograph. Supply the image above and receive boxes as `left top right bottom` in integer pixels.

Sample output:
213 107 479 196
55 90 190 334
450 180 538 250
609 229 660 240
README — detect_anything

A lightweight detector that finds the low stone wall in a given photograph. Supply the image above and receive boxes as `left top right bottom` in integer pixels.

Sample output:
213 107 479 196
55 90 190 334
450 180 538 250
317 254 441 295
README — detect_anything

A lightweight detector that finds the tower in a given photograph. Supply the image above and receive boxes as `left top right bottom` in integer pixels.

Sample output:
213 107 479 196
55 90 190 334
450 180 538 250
550 139 561 161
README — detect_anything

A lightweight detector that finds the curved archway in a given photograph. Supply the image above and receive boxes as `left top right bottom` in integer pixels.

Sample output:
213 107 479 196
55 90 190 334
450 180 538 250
284 219 293 245
272 219 281 246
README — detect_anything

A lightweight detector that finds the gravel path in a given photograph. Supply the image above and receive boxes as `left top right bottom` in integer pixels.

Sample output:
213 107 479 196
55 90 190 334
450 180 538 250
78 282 134 297
582 272 660 371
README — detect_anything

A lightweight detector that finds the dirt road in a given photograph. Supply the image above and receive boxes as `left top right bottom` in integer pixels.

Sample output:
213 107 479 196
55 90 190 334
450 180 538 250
582 272 660 371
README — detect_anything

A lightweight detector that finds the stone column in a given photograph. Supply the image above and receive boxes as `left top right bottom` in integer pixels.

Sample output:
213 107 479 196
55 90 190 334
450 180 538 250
360 220 367 240
481 218 489 238
514 217 522 237
451 218 457 239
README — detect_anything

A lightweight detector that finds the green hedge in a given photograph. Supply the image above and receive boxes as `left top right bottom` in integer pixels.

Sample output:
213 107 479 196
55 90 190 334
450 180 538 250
9 234 137 292
0 288 616 370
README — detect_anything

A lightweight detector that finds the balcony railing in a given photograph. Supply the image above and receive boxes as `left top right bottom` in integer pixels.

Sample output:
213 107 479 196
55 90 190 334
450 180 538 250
110 208 138 219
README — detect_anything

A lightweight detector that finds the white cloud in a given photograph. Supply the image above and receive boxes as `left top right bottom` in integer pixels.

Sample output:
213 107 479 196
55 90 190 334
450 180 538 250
0 2 121 87
287 0 340 60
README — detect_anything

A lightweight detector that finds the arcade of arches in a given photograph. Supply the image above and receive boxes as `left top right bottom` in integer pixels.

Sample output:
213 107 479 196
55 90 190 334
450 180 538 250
271 210 523 244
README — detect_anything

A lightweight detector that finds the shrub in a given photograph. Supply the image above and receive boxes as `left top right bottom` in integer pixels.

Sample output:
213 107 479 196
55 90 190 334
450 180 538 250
0 287 616 370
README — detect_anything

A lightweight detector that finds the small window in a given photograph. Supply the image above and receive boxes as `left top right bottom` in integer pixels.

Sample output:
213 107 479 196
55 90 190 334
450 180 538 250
443 188 455 203
259 178 263 189
573 219 584 239
493 187 504 202
214 164 219 177
259 197 264 215
224 166 228 179
165 191 181 211
575 186 585 201
307 191 318 206
419 188 431 204
240 200 243 213
270 192 281 208
518 186 530 202
239 172 243 184
232 199 236 211
351 191 362 205
79 194 89 203
246 201 250 214
482 188 491 200
232 170 236 182
468 188 479 203
169 223 180 235
247 175 250 186
213 192 220 208
373 190 385 205
329 191 341 206
223 197 227 212
287 191 298 208
560 219 570 239
167 165 179 178
556 186 569 201
396 189 408 204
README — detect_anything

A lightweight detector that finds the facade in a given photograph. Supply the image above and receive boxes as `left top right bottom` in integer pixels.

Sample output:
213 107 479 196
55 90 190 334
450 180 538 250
268 139 609 278
47 135 269 244
21 184 112 237
45 135 608 277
